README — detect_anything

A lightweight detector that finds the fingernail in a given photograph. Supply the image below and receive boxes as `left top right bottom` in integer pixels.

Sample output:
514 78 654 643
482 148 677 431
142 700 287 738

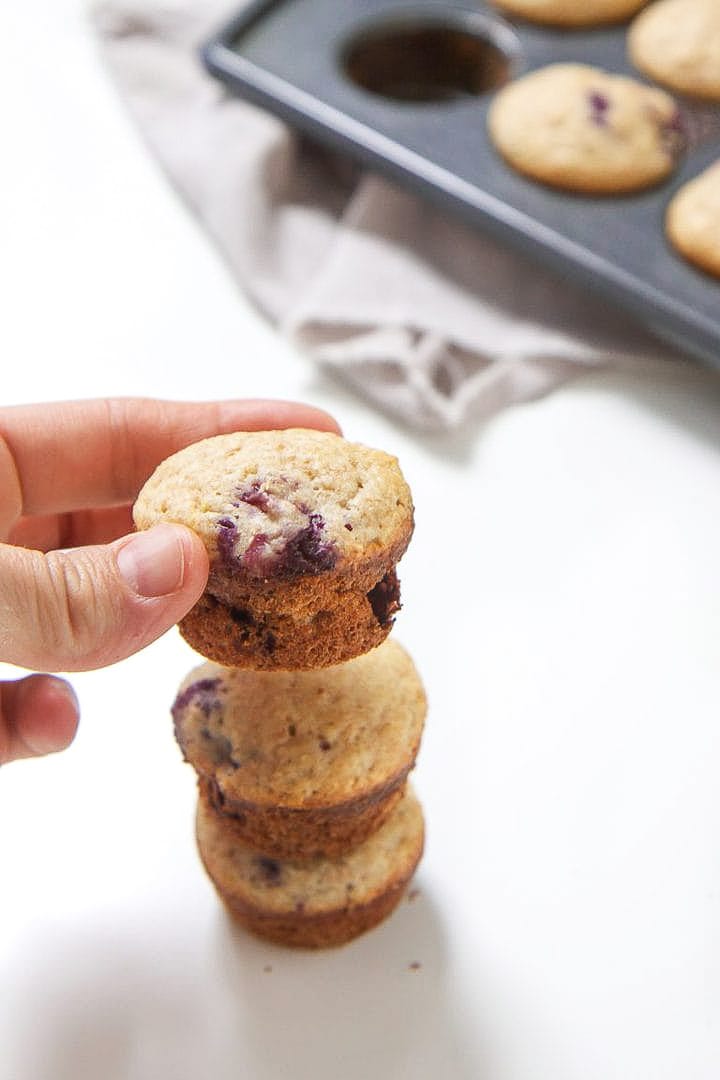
21 676 80 756
50 677 80 717
116 525 187 598
38 679 80 753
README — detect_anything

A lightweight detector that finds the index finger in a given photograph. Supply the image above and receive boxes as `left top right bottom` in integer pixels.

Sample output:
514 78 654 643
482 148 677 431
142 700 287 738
0 398 341 531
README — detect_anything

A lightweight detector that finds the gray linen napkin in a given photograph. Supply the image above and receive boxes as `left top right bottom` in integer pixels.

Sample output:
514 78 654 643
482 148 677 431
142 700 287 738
92 0 676 430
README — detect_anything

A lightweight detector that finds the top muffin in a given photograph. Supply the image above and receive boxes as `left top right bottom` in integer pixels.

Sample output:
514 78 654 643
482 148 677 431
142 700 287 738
133 429 414 670
134 428 412 583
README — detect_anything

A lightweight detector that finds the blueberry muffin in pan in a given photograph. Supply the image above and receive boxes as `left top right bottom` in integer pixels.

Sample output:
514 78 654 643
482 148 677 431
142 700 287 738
491 0 647 27
629 0 720 102
196 783 425 948
172 639 426 858
133 429 414 670
666 160 720 278
488 63 685 194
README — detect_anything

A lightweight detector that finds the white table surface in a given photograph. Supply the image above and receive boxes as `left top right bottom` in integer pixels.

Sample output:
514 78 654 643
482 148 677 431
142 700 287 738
3 5 720 1079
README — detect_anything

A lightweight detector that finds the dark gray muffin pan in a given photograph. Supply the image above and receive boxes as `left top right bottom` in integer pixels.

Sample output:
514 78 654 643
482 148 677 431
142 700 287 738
203 0 720 368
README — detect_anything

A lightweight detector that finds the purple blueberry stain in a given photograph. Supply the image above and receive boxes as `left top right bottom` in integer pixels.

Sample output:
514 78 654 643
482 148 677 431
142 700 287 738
242 532 270 573
237 480 272 513
318 737 332 752
215 489 338 579
172 679 236 764
276 513 337 578
216 517 240 569
644 102 687 158
217 515 270 574
254 856 283 887
660 108 687 158
171 677 223 723
367 571 401 628
587 89 610 127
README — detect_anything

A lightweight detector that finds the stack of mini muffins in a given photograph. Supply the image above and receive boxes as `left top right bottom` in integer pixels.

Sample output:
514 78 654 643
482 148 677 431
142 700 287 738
134 429 426 948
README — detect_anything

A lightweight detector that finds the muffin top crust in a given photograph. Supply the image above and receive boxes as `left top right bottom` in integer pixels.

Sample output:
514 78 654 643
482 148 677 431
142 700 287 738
172 638 426 808
133 429 413 581
490 0 646 26
488 63 684 194
628 0 720 102
666 159 720 277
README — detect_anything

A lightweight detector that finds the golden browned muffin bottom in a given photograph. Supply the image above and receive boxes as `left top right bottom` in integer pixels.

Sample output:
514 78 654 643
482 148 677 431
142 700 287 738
180 567 402 671
202 775 408 859
221 875 414 949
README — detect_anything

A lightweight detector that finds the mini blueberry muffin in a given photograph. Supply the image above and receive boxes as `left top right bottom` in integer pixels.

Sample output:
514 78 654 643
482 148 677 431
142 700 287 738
196 784 424 948
172 639 426 858
488 63 685 194
491 0 646 26
666 160 720 278
133 429 414 670
629 0 720 102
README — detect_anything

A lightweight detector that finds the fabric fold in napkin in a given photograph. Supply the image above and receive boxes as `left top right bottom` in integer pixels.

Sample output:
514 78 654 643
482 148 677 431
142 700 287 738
92 0 677 430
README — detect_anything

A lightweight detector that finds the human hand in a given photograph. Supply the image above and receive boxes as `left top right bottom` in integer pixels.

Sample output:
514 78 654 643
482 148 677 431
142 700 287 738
0 397 340 764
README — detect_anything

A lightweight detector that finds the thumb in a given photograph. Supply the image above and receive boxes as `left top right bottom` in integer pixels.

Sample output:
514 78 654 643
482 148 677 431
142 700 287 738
0 524 209 672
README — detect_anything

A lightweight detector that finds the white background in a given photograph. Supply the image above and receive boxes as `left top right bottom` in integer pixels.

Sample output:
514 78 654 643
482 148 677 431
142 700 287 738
2 4 720 1078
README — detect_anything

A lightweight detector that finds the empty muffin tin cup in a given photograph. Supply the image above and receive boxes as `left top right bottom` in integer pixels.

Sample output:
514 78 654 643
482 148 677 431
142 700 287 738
340 7 521 104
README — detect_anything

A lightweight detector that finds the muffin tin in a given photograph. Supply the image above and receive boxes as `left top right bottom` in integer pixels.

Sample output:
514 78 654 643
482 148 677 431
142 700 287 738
203 0 720 368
